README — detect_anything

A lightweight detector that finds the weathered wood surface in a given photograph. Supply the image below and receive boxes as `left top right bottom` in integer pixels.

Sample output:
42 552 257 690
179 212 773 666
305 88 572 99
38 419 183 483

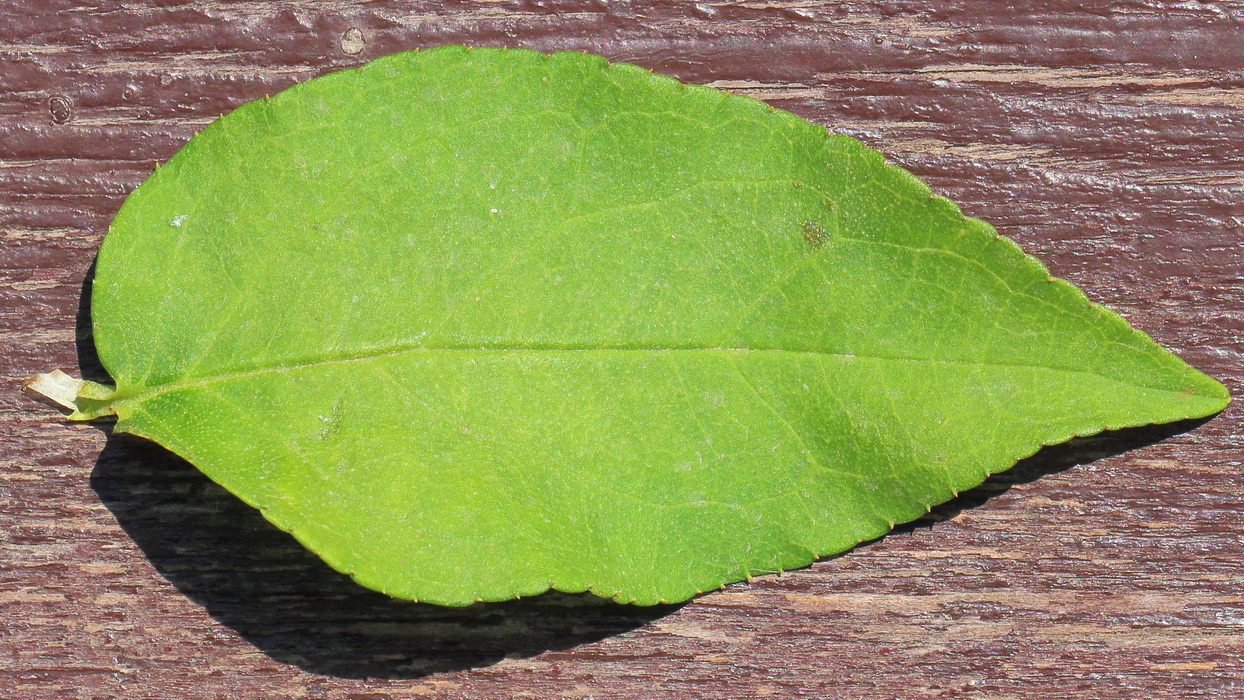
2 1 1242 697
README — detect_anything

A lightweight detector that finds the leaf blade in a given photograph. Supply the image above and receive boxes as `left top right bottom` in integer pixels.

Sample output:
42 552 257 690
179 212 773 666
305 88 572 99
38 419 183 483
89 46 1228 605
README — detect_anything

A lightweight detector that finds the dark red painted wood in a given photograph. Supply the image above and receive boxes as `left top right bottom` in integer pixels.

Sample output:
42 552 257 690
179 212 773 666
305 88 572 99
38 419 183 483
3 2 1241 697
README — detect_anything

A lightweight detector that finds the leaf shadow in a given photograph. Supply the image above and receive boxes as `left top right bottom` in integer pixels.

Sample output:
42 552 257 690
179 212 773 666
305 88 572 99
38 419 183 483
890 416 1215 536
73 258 1217 679
76 259 682 680
88 431 682 679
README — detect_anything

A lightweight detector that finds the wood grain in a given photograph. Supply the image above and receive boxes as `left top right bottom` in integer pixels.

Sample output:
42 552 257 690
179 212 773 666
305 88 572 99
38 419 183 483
2 2 1241 697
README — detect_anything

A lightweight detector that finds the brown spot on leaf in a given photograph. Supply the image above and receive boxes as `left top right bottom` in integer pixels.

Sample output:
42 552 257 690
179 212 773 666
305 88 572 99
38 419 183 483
802 219 828 247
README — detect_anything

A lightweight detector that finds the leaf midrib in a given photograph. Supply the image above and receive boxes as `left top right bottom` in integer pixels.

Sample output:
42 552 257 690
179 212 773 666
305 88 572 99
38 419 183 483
113 343 1209 406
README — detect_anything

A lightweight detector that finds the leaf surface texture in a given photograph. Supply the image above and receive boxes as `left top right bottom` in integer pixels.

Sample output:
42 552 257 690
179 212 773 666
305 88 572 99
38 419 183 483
87 47 1228 605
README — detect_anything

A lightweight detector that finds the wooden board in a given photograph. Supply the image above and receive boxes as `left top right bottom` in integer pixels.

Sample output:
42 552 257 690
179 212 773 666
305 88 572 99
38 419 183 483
3 2 1241 697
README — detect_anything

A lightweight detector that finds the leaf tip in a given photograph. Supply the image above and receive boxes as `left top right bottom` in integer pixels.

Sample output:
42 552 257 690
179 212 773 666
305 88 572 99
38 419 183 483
1176 365 1231 419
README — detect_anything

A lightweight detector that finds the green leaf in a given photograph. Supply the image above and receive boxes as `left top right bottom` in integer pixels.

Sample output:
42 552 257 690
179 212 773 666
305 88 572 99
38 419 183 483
73 46 1227 606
